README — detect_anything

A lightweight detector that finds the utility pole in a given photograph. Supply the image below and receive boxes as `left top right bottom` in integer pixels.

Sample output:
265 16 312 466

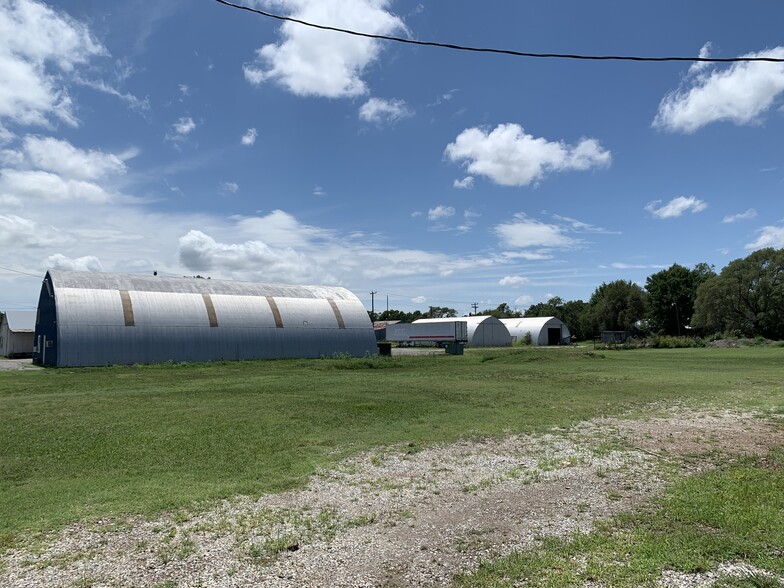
471 302 479 316
370 291 377 319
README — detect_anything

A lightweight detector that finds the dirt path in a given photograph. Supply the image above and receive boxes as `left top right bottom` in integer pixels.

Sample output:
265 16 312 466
1 409 781 588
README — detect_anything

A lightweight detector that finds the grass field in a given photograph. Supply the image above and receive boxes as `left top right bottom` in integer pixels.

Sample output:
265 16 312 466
1 346 782 562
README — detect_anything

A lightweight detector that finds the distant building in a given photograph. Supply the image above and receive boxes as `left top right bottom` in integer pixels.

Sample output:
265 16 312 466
500 317 571 346
414 316 512 347
0 311 36 358
33 270 377 367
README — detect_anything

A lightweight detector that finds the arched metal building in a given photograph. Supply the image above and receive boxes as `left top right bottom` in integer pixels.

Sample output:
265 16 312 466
500 317 571 346
33 270 376 367
414 316 512 347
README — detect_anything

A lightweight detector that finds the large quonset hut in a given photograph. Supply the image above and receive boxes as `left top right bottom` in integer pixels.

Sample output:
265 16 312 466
500 316 571 346
33 270 377 367
414 316 512 347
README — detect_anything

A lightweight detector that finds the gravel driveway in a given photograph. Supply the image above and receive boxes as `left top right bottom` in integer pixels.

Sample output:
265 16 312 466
1 409 781 587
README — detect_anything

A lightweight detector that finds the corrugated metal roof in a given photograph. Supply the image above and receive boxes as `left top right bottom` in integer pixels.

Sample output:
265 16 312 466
36 271 377 366
47 270 359 300
2 311 36 332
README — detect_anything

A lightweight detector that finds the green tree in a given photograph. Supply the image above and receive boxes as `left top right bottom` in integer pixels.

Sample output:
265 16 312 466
376 309 424 323
477 302 522 318
589 280 647 333
423 306 457 319
645 262 715 336
692 248 784 339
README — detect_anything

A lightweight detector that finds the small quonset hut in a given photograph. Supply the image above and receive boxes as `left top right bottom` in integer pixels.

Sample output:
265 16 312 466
33 270 376 367
0 311 36 358
414 316 512 347
500 317 571 346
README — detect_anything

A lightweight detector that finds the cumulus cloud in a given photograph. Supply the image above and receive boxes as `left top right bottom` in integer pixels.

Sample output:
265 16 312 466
453 176 474 189
722 208 757 223
444 123 611 187
14 136 130 180
241 127 257 146
177 229 323 283
427 205 455 221
358 97 413 125
495 214 579 249
0 169 115 204
46 253 103 272
243 0 405 98
0 0 105 128
499 275 529 286
514 294 533 307
645 196 707 219
745 225 784 250
171 116 196 137
0 213 61 248
654 45 784 133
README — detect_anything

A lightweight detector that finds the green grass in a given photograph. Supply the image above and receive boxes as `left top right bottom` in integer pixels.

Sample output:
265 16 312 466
0 347 782 538
455 450 784 587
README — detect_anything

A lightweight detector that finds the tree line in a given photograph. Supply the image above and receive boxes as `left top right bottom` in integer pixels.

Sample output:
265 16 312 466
371 247 784 341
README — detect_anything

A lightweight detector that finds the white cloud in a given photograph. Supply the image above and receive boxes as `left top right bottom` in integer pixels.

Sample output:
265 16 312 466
514 295 533 307
358 97 413 125
0 169 115 204
313 185 326 197
609 262 666 270
411 296 427 304
171 116 196 137
243 0 405 98
221 181 239 194
428 205 455 221
241 127 257 146
495 214 579 249
645 196 707 219
74 76 150 112
16 136 130 180
45 253 103 272
444 123 611 187
745 225 784 250
654 46 784 133
0 0 105 128
722 208 757 223
453 176 474 189
0 213 61 248
499 275 529 286
178 229 326 283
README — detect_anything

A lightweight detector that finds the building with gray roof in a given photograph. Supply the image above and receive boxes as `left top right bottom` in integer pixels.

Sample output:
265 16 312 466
33 270 376 367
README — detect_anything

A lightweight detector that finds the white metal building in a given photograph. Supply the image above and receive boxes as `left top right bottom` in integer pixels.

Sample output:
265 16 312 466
0 311 36 358
414 316 512 347
33 270 377 367
500 317 571 346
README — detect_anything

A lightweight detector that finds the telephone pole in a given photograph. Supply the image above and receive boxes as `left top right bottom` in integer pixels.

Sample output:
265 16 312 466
471 302 479 316
370 291 377 318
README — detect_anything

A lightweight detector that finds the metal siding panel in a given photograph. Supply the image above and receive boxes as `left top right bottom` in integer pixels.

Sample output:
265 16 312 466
131 291 209 327
274 298 338 329
58 288 125 327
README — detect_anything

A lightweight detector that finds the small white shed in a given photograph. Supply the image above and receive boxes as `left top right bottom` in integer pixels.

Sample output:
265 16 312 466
500 316 571 346
0 311 36 358
415 316 512 347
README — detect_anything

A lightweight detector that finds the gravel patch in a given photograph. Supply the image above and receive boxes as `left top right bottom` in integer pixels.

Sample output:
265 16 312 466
1 410 781 588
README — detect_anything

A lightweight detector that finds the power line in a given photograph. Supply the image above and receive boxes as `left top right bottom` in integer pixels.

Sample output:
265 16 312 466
213 0 784 64
0 265 41 278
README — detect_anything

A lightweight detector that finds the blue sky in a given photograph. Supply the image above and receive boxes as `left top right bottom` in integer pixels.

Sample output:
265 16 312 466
1 0 783 315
